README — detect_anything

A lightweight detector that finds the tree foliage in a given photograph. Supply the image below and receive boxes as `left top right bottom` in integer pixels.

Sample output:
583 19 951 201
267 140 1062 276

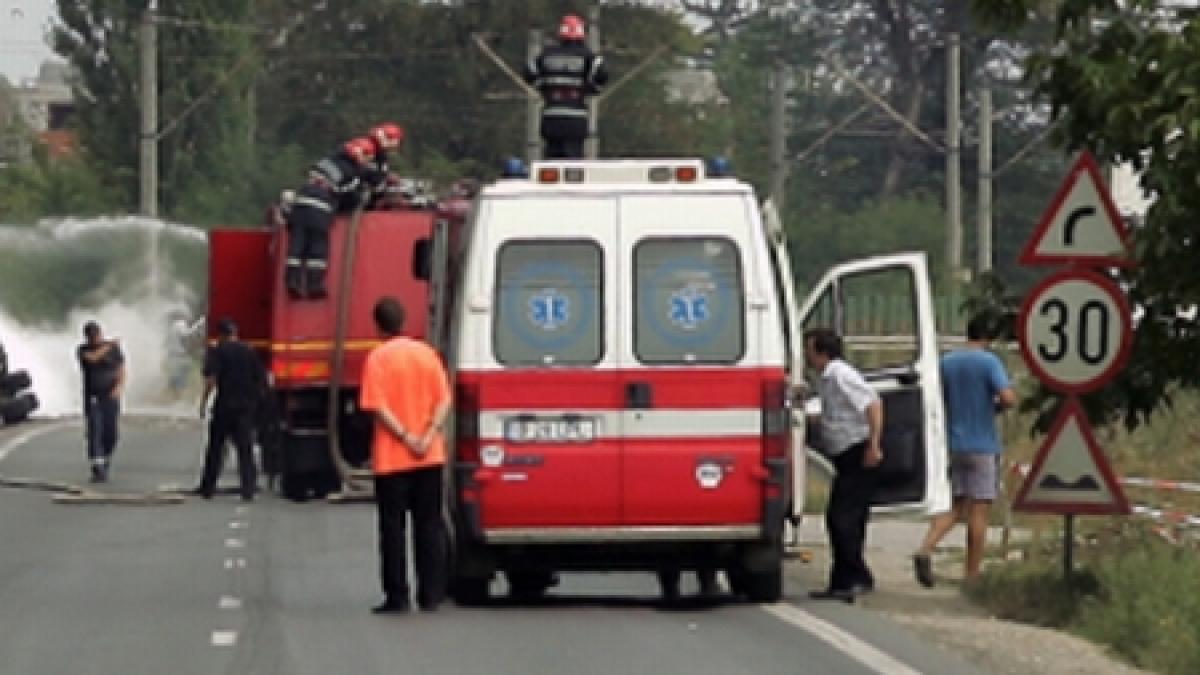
974 0 1200 431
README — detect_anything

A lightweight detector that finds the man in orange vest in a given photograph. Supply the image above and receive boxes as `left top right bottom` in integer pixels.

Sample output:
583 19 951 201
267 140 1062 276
360 296 452 614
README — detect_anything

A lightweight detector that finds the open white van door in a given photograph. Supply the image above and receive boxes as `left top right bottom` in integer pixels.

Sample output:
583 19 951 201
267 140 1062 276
797 253 951 514
761 200 808 522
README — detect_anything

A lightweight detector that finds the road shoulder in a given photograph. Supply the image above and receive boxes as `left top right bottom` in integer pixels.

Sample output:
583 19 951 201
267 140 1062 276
785 518 1152 675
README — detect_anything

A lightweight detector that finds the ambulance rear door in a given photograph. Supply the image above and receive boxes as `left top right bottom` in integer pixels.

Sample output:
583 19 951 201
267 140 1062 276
470 196 623 530
797 253 951 514
617 191 779 529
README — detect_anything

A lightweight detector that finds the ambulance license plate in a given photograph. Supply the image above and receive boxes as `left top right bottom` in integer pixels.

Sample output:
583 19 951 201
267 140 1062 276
504 416 597 443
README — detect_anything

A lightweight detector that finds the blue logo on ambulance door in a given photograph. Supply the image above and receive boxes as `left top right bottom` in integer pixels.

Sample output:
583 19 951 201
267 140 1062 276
529 289 570 331
668 287 710 330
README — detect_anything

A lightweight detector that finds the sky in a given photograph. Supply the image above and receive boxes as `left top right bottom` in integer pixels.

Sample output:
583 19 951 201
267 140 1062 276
0 0 57 84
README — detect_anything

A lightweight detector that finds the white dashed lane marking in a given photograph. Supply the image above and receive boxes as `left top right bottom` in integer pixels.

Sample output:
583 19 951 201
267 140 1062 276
218 596 242 610
225 538 244 549
211 631 238 647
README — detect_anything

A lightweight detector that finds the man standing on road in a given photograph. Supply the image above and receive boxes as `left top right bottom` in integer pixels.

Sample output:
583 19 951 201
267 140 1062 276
195 318 266 501
804 328 884 602
913 315 1016 586
360 297 452 614
77 321 125 483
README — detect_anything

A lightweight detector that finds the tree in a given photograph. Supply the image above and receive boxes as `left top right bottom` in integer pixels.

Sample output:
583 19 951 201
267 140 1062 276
975 0 1200 430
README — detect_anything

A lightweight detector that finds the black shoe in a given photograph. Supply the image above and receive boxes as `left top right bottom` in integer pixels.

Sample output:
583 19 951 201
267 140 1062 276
913 554 934 588
850 583 874 596
808 588 856 603
371 600 410 615
90 466 107 483
190 487 213 499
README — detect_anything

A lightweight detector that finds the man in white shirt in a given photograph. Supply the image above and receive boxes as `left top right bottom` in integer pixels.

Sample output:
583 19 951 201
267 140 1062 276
804 328 883 601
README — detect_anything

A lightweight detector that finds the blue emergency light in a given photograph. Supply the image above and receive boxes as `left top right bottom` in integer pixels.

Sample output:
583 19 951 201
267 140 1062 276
501 157 529 179
706 156 733 178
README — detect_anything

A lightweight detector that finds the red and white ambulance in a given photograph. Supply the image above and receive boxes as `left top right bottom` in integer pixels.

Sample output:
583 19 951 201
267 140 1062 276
444 159 950 603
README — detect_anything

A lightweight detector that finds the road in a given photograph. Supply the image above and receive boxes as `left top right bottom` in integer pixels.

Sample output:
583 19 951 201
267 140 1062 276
0 418 986 675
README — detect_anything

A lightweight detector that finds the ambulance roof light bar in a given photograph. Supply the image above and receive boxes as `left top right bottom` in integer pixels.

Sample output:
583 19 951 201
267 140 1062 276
528 159 709 185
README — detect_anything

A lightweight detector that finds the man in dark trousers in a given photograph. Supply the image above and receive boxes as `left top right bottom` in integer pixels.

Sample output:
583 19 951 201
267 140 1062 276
524 14 609 159
77 321 125 483
195 318 266 501
804 328 884 602
360 297 452 614
284 136 378 299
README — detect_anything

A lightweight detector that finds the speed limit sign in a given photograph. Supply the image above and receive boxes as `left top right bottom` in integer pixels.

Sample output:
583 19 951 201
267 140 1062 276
1018 268 1133 394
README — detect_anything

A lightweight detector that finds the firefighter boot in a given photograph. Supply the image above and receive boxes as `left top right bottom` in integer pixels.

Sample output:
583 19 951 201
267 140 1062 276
305 264 328 300
285 261 305 299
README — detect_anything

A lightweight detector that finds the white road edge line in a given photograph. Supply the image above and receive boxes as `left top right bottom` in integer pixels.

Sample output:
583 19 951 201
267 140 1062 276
218 596 242 610
210 630 238 647
0 421 76 464
761 603 922 675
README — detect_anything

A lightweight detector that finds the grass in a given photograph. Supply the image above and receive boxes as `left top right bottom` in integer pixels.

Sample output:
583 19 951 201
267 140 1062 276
968 525 1200 674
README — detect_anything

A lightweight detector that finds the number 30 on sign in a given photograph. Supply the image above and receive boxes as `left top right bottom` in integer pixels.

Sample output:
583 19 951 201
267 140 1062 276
1018 268 1133 394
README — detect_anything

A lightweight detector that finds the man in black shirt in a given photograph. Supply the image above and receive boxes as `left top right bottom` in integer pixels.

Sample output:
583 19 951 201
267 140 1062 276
77 321 125 483
195 318 267 500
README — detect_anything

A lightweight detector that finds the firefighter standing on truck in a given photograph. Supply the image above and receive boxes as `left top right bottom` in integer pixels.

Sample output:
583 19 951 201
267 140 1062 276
523 14 608 159
283 123 403 299
284 137 374 299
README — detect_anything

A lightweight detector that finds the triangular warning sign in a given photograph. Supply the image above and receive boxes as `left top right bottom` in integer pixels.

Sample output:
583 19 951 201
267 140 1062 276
1013 398 1130 514
1019 151 1134 268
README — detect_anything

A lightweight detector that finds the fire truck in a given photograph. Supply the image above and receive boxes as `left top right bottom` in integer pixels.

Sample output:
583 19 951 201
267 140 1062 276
207 159 950 602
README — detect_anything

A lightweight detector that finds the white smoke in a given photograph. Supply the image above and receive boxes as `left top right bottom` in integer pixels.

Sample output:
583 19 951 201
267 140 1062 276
0 217 208 418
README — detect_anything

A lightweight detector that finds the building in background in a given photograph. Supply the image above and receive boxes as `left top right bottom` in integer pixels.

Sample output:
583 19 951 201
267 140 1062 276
0 61 76 168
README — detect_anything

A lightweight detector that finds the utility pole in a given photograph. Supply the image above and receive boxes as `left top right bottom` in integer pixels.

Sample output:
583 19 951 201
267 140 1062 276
526 29 543 163
584 5 601 159
768 59 790 211
139 3 158 218
978 86 993 274
945 31 963 281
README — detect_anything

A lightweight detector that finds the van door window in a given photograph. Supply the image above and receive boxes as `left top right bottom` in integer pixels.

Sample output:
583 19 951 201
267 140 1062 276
493 240 603 366
839 266 920 370
634 237 744 364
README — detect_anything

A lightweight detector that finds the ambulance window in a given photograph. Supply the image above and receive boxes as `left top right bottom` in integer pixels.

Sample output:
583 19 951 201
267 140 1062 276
493 240 603 366
634 237 744 364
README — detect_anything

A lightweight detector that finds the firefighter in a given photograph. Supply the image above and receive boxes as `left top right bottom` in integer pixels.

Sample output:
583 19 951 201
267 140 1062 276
285 137 377 299
524 14 609 159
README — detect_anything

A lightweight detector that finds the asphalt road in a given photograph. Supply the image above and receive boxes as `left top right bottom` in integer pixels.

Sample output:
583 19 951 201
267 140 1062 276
0 418 986 675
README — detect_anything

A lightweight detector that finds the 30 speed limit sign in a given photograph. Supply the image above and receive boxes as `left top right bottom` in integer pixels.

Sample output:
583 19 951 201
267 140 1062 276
1018 268 1133 394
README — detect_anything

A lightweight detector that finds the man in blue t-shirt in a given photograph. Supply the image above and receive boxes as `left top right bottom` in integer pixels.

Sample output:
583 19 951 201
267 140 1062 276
913 315 1016 587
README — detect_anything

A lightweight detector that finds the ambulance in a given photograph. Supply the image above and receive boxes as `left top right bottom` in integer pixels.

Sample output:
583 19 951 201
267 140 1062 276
443 159 951 603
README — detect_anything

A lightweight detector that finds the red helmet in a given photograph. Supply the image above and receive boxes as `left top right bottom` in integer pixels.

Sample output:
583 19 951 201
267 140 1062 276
558 14 585 42
343 136 377 165
370 122 404 151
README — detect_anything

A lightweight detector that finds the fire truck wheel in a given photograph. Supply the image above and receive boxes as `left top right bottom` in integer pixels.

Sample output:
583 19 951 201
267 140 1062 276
450 575 490 606
505 571 557 600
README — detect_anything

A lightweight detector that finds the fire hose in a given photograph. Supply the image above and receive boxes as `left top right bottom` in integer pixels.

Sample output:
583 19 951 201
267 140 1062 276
326 196 374 498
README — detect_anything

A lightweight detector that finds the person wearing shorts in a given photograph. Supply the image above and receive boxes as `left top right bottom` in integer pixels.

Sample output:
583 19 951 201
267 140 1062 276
913 315 1016 586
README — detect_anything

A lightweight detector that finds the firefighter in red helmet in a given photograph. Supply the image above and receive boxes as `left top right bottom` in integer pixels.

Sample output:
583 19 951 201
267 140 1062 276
360 122 405 207
523 14 608 159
